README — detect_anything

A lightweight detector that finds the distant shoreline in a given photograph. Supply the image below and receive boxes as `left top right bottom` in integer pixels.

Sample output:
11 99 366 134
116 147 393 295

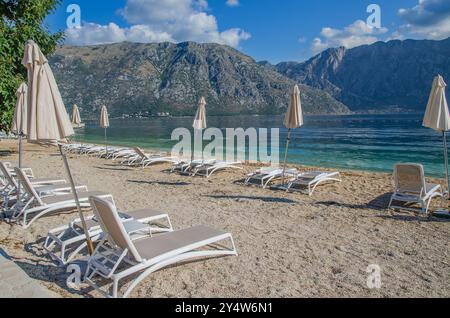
80 112 425 121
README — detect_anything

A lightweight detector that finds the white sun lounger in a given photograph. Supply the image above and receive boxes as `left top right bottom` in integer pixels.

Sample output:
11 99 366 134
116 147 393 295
245 167 298 189
388 163 443 215
11 168 111 229
63 144 88 153
0 162 66 187
129 147 176 168
110 149 135 160
0 161 34 179
171 159 216 174
120 147 150 166
75 144 96 154
192 161 243 178
85 146 108 156
98 147 125 158
286 171 342 195
0 162 67 208
84 196 237 298
44 205 173 265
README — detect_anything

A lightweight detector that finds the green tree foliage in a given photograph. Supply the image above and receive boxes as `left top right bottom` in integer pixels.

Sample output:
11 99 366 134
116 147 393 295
0 0 64 131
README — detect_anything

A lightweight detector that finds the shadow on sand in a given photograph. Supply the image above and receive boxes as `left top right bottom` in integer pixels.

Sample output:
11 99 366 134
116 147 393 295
95 166 134 171
0 246 87 297
315 193 393 211
0 150 13 157
128 179 191 186
316 192 450 223
204 194 298 204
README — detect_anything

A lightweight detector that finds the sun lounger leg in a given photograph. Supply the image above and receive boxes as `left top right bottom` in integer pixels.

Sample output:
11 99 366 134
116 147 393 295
387 195 394 212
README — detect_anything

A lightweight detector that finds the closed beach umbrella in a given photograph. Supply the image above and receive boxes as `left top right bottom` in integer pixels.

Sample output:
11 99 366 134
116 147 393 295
193 97 207 130
423 75 450 196
22 40 94 254
71 104 82 127
281 85 304 185
100 105 109 155
100 105 110 129
192 97 207 160
11 83 28 169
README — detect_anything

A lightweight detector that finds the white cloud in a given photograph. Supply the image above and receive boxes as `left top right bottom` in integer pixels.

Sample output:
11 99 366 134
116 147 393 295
65 0 250 47
65 23 175 46
394 0 450 40
308 0 450 57
226 0 240 7
311 20 388 53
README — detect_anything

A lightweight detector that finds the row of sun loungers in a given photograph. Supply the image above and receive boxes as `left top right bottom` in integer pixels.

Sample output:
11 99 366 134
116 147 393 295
0 157 443 298
0 161 237 298
63 144 245 178
244 167 342 195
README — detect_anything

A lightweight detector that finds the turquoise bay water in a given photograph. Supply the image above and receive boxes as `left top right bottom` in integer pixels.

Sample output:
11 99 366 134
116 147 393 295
74 114 448 177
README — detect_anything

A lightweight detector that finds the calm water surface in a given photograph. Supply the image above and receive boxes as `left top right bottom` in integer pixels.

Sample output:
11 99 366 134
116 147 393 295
74 114 448 177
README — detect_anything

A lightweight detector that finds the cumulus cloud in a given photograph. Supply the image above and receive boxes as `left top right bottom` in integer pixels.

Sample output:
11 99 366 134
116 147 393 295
308 0 450 56
395 0 450 40
226 0 240 7
65 23 174 45
65 0 250 47
311 20 388 53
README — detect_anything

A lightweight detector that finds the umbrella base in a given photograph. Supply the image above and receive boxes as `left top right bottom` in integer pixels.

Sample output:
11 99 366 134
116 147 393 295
433 209 450 219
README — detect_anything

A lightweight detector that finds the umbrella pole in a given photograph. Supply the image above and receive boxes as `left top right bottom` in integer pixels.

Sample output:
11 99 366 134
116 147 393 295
281 129 292 186
192 129 201 162
191 130 195 162
58 144 94 255
104 128 107 157
444 131 450 199
17 133 23 195
18 134 23 168
201 129 204 161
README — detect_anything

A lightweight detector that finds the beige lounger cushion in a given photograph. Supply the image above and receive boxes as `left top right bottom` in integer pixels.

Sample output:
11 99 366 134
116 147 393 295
31 178 66 185
35 184 85 193
42 191 109 205
133 225 227 260
121 208 167 220
73 208 167 231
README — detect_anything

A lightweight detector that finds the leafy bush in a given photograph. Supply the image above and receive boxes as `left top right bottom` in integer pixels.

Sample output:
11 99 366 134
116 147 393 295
0 0 64 131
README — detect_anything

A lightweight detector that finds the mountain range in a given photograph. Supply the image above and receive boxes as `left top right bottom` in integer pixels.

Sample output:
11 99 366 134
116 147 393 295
49 42 348 118
270 37 450 113
49 37 450 118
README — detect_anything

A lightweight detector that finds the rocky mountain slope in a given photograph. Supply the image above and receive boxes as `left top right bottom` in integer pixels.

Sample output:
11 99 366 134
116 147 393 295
50 42 349 118
273 38 450 112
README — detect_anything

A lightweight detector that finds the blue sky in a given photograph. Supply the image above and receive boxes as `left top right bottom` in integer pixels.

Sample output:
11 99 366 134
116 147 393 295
46 0 450 63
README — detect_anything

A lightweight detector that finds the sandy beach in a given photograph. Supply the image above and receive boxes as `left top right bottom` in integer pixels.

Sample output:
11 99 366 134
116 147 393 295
0 139 449 298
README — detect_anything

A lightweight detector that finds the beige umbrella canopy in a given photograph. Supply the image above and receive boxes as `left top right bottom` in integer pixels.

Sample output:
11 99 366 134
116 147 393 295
100 105 110 155
423 75 450 131
22 40 74 144
193 97 207 130
100 105 110 129
192 97 207 160
22 40 93 253
71 104 82 127
11 83 28 136
284 85 304 129
423 75 450 197
281 85 304 185
11 83 28 171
